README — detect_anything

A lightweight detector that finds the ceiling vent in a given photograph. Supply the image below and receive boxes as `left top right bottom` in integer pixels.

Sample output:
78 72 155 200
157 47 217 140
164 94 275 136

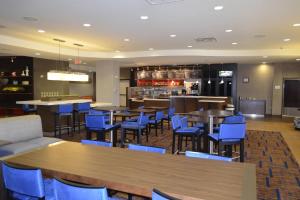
194 37 217 43
145 0 183 5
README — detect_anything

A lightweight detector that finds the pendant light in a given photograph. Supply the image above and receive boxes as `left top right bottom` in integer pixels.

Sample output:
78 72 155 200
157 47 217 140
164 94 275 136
47 39 89 82
208 64 211 84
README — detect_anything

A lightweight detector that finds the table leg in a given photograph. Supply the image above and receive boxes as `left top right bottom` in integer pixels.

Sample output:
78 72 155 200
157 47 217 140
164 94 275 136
209 116 214 154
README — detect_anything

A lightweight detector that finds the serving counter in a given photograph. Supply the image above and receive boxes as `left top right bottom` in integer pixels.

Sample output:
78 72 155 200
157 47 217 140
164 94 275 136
16 99 92 132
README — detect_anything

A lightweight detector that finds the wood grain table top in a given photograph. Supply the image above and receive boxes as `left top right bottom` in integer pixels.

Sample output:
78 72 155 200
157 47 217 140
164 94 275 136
4 141 256 200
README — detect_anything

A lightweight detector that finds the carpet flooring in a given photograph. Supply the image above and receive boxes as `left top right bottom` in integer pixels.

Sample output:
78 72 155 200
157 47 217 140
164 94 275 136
52 127 300 200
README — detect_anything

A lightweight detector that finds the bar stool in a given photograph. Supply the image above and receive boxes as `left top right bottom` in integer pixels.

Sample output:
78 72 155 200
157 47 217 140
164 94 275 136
73 102 91 133
54 104 73 138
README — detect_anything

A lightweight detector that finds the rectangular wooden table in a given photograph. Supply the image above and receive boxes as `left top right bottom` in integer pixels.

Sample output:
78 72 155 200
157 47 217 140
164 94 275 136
4 141 256 200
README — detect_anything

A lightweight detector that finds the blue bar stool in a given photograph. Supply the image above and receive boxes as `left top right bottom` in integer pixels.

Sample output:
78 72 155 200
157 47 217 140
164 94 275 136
128 144 166 154
162 107 175 130
152 189 178 200
208 123 246 162
148 111 164 136
22 104 37 115
73 102 91 133
53 178 112 200
185 151 232 162
53 104 73 138
171 115 203 154
85 114 120 147
121 113 149 147
2 162 54 200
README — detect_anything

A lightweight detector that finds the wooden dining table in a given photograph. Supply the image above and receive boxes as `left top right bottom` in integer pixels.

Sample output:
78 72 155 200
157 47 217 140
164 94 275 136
3 141 256 200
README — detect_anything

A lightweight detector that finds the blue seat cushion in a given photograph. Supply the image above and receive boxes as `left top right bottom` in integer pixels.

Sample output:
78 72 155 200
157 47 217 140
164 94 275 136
208 134 242 143
194 122 204 128
176 127 199 134
149 119 161 124
208 133 219 141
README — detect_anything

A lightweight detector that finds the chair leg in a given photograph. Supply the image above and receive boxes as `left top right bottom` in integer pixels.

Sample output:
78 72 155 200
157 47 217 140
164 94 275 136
185 136 188 147
78 113 81 134
160 121 163 134
137 129 141 144
240 140 245 162
172 132 176 154
146 127 149 142
54 114 57 137
178 135 182 152
67 116 70 136
73 111 76 132
121 128 125 148
192 135 195 151
197 135 201 152
58 116 62 138
86 130 91 140
155 122 158 136
168 118 170 130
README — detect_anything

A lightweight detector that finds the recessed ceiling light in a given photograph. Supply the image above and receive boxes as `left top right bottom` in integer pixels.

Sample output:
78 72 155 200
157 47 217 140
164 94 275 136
262 62 267 64
293 23 300 27
214 6 223 11
37 29 45 33
296 58 300 61
35 52 40 56
83 23 91 27
263 56 268 58
225 29 232 33
232 42 238 45
115 50 120 53
83 62 87 65
148 48 154 51
140 16 149 20
283 38 291 42
23 16 38 22
187 45 193 48
68 58 72 61
124 38 130 42
169 34 176 38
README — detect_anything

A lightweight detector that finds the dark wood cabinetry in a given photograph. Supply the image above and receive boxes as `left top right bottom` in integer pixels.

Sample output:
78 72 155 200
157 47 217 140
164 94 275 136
0 56 34 110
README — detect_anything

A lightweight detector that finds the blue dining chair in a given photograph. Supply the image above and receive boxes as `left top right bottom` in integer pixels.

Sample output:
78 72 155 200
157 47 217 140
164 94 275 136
128 144 166 154
121 114 149 147
213 114 246 133
89 109 110 123
22 104 37 114
162 107 175 130
2 162 54 200
85 115 120 147
152 189 178 200
81 139 113 147
185 151 232 162
149 111 164 136
73 102 91 133
53 178 109 200
171 115 202 154
54 104 73 138
208 123 246 162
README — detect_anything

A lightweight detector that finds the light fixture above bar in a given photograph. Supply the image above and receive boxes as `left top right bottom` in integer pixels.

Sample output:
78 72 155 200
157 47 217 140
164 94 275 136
47 70 89 82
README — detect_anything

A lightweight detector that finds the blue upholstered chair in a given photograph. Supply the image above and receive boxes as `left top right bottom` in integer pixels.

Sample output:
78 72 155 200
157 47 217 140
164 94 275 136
213 114 246 133
148 111 164 136
208 123 246 162
162 107 175 130
121 114 149 147
81 139 113 147
89 109 110 123
73 102 91 133
128 144 166 154
2 162 54 200
22 104 37 114
185 151 232 162
171 115 202 154
54 104 73 138
53 178 109 200
85 115 120 147
152 189 178 200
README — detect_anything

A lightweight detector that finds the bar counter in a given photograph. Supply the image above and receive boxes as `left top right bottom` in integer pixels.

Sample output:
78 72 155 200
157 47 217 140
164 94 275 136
16 99 92 132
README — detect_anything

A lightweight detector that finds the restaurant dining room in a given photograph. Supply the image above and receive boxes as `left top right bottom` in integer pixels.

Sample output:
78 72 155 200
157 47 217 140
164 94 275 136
0 0 300 199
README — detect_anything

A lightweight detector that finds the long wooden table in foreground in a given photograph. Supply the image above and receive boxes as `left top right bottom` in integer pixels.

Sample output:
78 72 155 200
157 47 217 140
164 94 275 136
4 141 256 200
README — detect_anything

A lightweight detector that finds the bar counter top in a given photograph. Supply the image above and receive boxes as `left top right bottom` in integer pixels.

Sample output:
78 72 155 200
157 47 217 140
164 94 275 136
16 99 92 106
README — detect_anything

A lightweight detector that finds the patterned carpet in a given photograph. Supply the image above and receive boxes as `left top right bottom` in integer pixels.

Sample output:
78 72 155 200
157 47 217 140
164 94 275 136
56 127 300 199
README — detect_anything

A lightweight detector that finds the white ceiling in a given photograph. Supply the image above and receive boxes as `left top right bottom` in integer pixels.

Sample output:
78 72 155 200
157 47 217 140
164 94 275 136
0 0 300 66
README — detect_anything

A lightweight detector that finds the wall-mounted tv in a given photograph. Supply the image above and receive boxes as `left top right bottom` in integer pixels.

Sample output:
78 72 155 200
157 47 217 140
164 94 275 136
219 71 233 77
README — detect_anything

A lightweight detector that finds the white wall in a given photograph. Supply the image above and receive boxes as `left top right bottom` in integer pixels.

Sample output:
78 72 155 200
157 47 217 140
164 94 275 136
96 61 120 106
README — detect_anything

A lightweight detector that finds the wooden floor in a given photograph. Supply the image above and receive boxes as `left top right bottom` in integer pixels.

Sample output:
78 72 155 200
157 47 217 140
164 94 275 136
246 116 300 164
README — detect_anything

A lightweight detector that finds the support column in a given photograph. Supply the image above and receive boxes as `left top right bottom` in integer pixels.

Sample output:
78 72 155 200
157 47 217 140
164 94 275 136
95 61 120 106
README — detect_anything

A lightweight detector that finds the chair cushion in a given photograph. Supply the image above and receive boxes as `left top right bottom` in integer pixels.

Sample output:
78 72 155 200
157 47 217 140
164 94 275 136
208 133 219 141
149 119 161 124
0 137 61 157
176 127 199 134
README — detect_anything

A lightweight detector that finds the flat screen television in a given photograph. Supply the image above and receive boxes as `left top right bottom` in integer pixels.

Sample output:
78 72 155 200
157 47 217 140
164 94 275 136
219 71 233 77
